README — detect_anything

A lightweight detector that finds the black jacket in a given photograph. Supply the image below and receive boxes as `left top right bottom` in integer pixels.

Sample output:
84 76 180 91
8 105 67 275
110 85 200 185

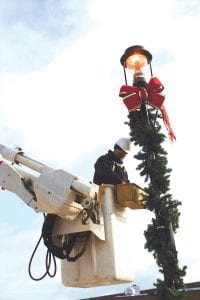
93 150 129 185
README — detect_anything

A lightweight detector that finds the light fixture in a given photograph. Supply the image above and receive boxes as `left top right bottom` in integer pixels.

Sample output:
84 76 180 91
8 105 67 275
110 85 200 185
120 45 152 87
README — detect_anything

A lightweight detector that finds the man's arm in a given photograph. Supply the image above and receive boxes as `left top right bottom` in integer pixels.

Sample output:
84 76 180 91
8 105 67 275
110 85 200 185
93 156 123 185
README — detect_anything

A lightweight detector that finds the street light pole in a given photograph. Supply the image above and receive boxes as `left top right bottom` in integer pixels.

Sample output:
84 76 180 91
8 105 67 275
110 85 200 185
119 45 185 298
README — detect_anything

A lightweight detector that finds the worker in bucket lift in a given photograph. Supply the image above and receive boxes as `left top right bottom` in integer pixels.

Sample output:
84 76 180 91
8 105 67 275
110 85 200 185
93 138 132 185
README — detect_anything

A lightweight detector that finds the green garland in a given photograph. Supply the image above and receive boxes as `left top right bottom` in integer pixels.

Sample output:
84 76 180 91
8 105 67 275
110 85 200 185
127 107 186 299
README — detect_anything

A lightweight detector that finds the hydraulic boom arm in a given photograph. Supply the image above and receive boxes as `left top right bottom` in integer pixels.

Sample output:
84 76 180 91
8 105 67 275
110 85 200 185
0 144 99 221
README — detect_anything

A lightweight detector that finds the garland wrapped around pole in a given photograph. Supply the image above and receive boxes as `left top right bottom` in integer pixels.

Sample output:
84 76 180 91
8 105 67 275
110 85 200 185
127 107 186 299
119 45 186 299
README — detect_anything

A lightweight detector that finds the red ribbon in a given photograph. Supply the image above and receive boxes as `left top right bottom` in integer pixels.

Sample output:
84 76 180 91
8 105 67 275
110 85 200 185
119 77 176 141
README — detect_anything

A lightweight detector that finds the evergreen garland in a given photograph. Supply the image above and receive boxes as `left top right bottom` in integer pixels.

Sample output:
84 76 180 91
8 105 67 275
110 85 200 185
127 106 187 299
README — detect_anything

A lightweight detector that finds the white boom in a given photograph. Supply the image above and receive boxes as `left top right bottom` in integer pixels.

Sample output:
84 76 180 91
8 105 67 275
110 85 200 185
0 144 98 221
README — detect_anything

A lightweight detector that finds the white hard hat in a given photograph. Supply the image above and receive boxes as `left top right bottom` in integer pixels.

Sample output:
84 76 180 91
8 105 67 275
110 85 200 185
115 138 132 154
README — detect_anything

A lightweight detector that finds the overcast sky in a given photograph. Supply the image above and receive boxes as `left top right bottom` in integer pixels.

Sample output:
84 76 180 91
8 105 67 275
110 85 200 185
0 0 200 299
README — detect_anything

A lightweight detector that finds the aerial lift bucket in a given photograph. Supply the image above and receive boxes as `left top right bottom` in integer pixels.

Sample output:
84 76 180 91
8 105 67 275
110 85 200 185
61 184 147 287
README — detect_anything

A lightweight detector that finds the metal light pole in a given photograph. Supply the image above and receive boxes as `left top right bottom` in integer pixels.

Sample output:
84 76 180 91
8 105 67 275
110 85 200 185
120 45 177 289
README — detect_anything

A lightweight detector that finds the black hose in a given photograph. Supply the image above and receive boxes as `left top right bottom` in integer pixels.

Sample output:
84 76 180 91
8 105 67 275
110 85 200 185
28 214 91 281
28 215 57 281
28 232 57 281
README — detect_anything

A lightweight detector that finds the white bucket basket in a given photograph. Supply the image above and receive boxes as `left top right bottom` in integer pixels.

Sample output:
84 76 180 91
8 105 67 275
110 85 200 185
61 185 136 287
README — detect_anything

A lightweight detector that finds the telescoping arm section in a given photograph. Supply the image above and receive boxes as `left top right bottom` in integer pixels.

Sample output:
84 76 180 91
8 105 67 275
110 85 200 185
0 144 99 222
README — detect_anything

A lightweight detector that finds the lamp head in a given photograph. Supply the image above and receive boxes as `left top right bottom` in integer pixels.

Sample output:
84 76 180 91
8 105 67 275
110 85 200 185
120 45 152 87
120 45 152 68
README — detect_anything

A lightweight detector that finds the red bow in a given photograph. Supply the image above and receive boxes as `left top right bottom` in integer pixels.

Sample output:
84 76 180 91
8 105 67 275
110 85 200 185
119 77 176 141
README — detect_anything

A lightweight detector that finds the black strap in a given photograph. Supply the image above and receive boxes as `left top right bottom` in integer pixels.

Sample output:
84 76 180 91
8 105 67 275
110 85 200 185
63 231 91 262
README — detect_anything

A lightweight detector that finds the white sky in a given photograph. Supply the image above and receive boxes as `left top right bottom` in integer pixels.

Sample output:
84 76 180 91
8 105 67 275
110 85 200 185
0 0 200 299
